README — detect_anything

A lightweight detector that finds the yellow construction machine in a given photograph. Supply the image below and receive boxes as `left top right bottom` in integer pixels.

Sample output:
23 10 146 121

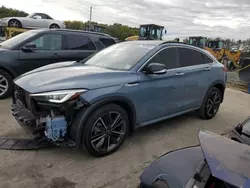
187 36 242 71
125 24 166 41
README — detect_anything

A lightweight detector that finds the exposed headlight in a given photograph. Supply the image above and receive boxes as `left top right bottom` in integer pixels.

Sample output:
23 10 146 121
30 89 87 103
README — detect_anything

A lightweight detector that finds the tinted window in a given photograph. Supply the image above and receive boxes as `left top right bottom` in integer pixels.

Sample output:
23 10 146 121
28 34 62 50
147 48 178 69
99 38 116 47
66 35 96 50
36 13 48 19
178 48 204 67
84 43 155 70
203 54 213 64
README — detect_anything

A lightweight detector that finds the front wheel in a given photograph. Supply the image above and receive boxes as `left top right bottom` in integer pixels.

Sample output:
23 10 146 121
81 104 129 157
198 87 222 119
0 69 12 100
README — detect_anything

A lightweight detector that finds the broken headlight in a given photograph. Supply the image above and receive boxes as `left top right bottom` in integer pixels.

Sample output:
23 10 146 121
30 89 87 103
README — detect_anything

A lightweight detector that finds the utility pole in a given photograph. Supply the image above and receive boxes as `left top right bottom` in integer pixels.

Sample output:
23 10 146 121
89 6 92 31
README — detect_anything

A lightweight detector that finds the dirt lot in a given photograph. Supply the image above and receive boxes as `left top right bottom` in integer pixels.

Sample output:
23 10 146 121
0 88 249 188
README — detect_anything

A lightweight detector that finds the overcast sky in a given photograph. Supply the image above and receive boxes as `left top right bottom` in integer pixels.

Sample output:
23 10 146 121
1 0 250 40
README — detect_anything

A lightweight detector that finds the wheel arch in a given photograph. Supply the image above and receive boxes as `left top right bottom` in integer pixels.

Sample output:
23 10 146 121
211 81 226 103
204 80 226 103
8 19 22 27
0 66 16 79
50 23 60 28
73 96 137 149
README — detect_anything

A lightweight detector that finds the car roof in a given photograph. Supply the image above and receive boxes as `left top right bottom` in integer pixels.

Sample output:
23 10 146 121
198 130 250 188
32 28 113 38
123 40 208 51
122 40 166 46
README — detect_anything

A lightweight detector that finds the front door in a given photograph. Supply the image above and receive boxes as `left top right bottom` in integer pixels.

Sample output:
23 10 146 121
18 33 63 74
136 47 184 124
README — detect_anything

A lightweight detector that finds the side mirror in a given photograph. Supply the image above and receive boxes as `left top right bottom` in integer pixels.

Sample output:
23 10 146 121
145 63 167 74
21 43 37 52
33 15 42 19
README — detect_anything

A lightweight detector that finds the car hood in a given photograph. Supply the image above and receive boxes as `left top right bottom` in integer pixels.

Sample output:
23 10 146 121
0 48 8 53
139 146 203 188
14 63 138 93
198 130 250 188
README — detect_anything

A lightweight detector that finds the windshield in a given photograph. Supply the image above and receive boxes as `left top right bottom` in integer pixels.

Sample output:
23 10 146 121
27 13 35 18
0 30 39 49
139 26 162 40
84 42 155 71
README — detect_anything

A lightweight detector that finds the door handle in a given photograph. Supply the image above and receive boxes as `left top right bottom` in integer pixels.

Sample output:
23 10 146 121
204 67 211 71
52 53 60 57
175 72 185 76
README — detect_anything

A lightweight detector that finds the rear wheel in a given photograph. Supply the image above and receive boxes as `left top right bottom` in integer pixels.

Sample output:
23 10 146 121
0 69 12 100
8 19 22 28
198 87 222 119
81 104 129 157
49 24 60 29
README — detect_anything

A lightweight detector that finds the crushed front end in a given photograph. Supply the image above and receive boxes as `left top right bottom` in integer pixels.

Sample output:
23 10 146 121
11 84 88 146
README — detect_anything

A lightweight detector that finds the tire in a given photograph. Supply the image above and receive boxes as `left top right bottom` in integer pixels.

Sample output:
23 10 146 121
81 104 129 157
8 19 22 28
0 69 13 100
49 24 60 29
198 87 222 120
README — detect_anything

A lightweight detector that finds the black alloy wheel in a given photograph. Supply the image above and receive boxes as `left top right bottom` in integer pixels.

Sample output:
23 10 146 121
206 90 221 117
82 104 129 157
198 87 222 119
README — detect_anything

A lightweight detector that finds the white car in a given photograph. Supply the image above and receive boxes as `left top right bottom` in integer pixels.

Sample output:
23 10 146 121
0 13 66 29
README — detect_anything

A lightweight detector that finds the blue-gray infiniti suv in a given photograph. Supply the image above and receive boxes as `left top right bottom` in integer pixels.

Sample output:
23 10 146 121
11 40 227 157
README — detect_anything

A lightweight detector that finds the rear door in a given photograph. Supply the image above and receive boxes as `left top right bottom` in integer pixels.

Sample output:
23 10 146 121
18 33 63 74
176 47 214 111
55 34 98 63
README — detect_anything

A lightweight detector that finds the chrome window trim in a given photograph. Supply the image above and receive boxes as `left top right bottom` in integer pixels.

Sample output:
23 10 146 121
137 45 216 72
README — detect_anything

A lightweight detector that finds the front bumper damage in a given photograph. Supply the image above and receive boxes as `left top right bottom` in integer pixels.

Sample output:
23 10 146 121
7 84 87 150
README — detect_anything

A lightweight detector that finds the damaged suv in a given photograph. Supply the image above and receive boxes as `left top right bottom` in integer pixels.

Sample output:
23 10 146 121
11 41 227 157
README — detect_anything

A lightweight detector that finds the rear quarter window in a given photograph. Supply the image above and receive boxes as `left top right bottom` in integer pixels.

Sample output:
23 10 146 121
65 35 96 50
99 37 116 47
203 54 214 64
178 47 205 67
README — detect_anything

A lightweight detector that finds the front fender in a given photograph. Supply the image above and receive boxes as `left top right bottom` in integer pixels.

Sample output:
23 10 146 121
71 91 137 149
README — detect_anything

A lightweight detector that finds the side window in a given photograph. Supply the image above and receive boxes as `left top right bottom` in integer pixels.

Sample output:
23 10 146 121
66 35 96 50
178 48 205 67
39 14 48 19
34 13 46 19
28 34 62 50
147 48 178 69
203 54 213 64
99 38 116 47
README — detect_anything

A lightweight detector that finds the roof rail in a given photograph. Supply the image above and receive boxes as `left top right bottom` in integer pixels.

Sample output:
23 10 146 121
160 41 198 47
55 29 112 37
160 41 207 50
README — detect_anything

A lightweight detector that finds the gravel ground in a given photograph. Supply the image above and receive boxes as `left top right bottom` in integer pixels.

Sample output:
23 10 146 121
0 88 249 188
